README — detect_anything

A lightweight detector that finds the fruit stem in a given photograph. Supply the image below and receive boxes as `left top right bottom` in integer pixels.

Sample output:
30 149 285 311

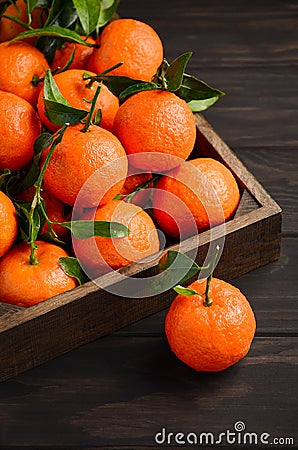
81 85 101 132
114 174 162 203
27 125 68 264
84 62 124 88
203 244 220 307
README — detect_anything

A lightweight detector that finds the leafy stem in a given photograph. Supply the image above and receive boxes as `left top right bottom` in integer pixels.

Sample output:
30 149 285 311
81 84 102 132
114 174 161 203
203 244 220 307
28 124 68 264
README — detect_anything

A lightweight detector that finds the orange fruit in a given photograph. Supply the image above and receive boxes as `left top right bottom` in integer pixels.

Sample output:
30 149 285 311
0 0 46 44
15 186 71 242
165 278 256 371
88 18 163 81
0 240 77 307
152 158 240 239
0 90 41 172
0 191 18 258
0 41 49 106
113 90 196 172
37 69 119 133
73 200 160 277
43 123 127 208
51 36 96 71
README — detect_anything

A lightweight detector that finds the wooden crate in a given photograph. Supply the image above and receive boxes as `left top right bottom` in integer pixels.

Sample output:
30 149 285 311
0 114 282 383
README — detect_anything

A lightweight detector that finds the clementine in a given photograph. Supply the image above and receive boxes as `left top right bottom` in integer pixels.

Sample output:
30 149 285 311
42 123 127 208
0 240 77 307
51 36 96 71
0 90 41 172
88 18 163 81
113 90 196 172
0 40 49 106
0 191 18 258
152 158 240 238
37 69 119 133
73 200 160 277
165 277 256 371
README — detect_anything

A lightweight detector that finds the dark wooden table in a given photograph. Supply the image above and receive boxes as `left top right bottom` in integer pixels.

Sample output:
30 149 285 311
1 0 297 448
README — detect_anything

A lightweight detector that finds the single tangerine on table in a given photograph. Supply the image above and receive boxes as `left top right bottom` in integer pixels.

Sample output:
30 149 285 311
0 241 77 307
51 36 96 71
113 90 197 172
0 41 49 106
88 18 163 81
42 123 128 208
37 69 119 133
152 158 240 239
0 90 41 172
0 191 18 258
73 200 160 278
165 278 256 372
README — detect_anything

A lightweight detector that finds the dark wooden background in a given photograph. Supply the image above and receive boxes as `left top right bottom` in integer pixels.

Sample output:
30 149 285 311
0 0 297 448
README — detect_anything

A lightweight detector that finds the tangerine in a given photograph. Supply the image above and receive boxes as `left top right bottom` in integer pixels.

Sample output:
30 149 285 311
0 191 18 258
51 36 95 71
88 18 163 81
0 240 77 307
152 158 240 238
37 69 119 133
0 90 41 172
165 277 256 371
113 90 196 172
73 200 160 277
0 40 49 106
0 0 46 43
42 123 127 208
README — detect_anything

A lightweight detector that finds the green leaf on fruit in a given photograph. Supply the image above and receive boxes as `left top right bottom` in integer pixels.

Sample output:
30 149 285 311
119 82 160 100
34 133 53 154
43 70 88 125
97 0 120 28
59 220 130 239
59 256 89 285
9 25 91 45
164 52 192 92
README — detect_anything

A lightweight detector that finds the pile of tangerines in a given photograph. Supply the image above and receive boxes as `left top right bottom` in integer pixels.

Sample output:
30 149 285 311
0 1 256 372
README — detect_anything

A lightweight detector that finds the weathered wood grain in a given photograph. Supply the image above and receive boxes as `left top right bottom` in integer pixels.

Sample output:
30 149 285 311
119 0 298 67
114 237 298 337
0 337 296 447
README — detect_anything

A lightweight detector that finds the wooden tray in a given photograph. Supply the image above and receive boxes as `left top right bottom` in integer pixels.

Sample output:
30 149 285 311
0 114 282 383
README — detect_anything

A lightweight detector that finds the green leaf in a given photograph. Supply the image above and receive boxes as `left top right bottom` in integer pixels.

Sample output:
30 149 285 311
176 73 224 112
43 70 88 126
159 250 200 285
119 82 160 100
45 0 77 28
59 220 130 239
97 0 120 28
90 74 144 97
14 161 40 193
187 96 220 112
9 25 92 45
44 99 88 126
27 0 38 24
34 132 53 154
164 52 192 92
59 256 89 285
44 69 70 105
173 285 202 296
72 0 102 35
